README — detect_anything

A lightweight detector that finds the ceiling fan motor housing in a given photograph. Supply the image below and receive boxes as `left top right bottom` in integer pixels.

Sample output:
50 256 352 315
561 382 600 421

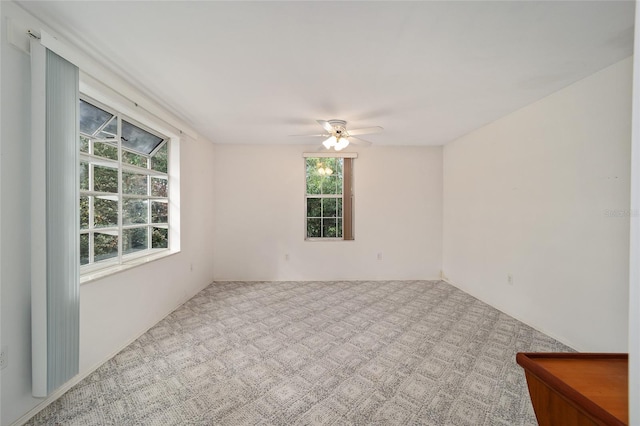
328 119 348 135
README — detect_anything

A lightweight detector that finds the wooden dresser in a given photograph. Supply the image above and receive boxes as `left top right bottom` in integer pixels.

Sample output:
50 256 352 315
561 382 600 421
516 353 628 426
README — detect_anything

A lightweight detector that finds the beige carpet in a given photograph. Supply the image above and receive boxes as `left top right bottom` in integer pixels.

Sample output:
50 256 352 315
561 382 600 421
26 280 572 425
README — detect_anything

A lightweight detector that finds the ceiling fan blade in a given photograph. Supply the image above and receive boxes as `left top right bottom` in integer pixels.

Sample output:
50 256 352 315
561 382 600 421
289 133 330 137
346 126 383 136
349 136 373 147
317 120 334 133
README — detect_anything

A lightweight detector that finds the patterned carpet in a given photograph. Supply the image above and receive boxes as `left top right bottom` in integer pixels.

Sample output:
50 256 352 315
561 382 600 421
26 280 572 425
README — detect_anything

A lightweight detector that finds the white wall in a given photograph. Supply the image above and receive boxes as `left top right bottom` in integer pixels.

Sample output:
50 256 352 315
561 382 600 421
0 3 215 425
212 144 442 281
628 6 640 424
443 57 632 352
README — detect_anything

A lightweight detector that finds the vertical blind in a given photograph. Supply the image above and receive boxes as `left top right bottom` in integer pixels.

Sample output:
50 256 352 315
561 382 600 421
30 40 80 397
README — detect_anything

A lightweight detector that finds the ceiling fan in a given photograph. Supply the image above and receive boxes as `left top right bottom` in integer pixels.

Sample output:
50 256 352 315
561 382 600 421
293 119 383 151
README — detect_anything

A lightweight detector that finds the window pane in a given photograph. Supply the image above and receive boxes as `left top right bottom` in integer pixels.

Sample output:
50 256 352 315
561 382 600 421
79 99 113 135
151 177 168 197
79 136 89 153
307 218 321 238
324 157 339 174
337 218 343 237
80 234 89 265
323 218 338 238
306 158 321 195
151 143 168 173
94 232 118 262
123 227 148 254
322 198 337 217
94 166 118 193
123 151 148 168
307 198 321 217
334 158 343 177
93 141 118 160
94 197 118 228
152 227 168 248
123 172 148 195
307 177 321 195
123 199 148 225
80 196 89 230
306 158 317 176
322 176 341 195
98 117 117 139
80 162 89 190
337 198 343 218
151 201 168 223
122 120 164 155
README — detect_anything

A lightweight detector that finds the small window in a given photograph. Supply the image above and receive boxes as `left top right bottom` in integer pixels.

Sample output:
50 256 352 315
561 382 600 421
79 97 171 271
305 156 354 240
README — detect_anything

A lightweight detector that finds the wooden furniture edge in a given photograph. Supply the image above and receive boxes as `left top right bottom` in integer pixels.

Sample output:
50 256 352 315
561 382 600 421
516 352 628 426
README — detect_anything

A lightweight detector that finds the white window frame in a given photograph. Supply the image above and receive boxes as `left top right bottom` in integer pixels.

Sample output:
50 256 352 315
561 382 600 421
303 152 356 241
79 88 181 283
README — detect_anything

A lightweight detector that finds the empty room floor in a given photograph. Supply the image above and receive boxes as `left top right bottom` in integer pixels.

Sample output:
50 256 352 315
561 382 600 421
26 280 571 425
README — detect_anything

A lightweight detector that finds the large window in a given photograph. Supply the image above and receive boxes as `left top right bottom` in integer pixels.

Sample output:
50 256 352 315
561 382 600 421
79 97 170 270
305 156 354 240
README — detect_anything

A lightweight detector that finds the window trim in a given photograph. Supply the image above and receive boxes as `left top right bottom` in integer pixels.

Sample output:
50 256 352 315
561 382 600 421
303 152 357 241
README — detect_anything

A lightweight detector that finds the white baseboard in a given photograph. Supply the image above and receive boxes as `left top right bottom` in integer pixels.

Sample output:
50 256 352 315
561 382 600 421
10 280 211 426
441 277 583 352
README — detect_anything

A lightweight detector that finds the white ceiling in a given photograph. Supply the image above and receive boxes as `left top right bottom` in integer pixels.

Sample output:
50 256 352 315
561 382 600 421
19 1 635 146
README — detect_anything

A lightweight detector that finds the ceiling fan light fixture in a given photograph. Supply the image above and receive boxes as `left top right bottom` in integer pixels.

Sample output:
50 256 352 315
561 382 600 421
322 136 337 149
334 137 349 151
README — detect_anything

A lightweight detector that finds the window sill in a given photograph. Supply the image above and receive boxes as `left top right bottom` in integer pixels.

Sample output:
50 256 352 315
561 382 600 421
305 238 354 242
80 249 179 285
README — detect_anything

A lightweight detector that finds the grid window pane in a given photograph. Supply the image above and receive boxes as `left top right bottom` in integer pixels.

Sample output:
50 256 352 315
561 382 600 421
80 196 89 229
123 172 148 195
307 198 321 217
123 151 148 168
99 117 117 139
79 136 89 153
151 143 168 173
123 227 148 254
334 158 343 176
94 197 118 228
151 201 168 224
307 218 321 238
322 198 338 217
324 157 340 175
79 99 113 135
122 120 164 155
80 162 89 190
151 177 168 197
80 234 89 265
93 166 118 193
152 227 168 248
94 232 118 262
322 176 341 195
93 141 118 160
123 199 148 225
306 158 321 195
323 218 338 238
